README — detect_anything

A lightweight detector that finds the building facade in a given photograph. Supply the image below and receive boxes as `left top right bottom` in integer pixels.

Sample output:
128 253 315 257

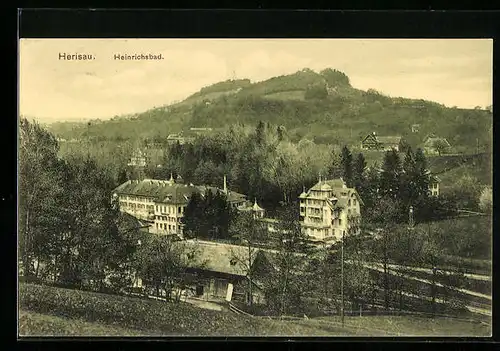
299 178 363 242
112 175 251 238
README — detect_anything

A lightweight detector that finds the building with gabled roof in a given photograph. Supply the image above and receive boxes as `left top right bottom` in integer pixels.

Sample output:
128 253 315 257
171 239 273 304
299 177 363 242
423 134 451 155
112 175 254 238
361 132 403 152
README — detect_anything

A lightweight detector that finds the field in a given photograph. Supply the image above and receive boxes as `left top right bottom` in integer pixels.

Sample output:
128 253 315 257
18 283 490 337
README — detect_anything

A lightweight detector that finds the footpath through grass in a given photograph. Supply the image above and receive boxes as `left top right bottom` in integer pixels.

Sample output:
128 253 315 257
18 283 491 337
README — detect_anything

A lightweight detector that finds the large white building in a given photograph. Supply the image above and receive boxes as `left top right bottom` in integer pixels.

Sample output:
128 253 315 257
112 175 251 238
299 177 363 242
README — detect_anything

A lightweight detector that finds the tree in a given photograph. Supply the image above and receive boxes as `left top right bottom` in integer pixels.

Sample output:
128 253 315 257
117 168 128 184
229 211 268 306
400 147 417 205
479 186 492 213
340 146 354 187
352 153 367 190
434 139 450 156
413 148 430 200
181 192 205 239
55 157 124 290
19 118 63 278
379 149 403 200
256 121 266 146
364 197 403 310
262 204 313 316
135 235 202 301
329 148 342 179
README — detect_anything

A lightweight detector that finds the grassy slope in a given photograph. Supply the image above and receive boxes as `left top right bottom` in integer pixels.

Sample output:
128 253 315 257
19 283 489 337
19 309 145 337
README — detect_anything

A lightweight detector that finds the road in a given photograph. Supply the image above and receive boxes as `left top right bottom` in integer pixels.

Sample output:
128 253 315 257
363 262 491 301
362 263 492 317
378 262 491 282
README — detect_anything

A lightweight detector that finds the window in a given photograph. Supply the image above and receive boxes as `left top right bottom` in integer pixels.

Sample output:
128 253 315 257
338 219 342 226
348 199 351 206
173 225 176 231
353 199 357 205
168 225 171 230
178 207 181 214
229 258 237 266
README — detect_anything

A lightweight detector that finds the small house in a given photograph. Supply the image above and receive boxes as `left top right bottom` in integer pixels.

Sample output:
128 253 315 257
361 132 403 152
177 240 273 305
423 134 451 155
428 173 441 197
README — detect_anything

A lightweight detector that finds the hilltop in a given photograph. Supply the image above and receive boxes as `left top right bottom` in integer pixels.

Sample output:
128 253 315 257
47 68 492 152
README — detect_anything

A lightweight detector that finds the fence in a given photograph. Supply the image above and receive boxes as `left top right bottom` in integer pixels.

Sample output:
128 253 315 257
228 302 254 317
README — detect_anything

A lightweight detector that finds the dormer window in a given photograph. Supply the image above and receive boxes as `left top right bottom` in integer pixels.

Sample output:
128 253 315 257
187 252 194 260
229 258 237 266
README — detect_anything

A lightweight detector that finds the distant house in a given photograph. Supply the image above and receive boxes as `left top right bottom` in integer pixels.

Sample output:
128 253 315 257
166 133 195 145
423 134 451 155
428 173 441 197
237 198 265 219
361 132 403 152
411 124 420 133
189 127 213 132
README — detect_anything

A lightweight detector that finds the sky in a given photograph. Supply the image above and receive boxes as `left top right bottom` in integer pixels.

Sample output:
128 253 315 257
19 39 493 123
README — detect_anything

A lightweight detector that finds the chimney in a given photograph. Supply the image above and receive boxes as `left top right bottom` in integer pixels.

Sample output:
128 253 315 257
223 175 227 194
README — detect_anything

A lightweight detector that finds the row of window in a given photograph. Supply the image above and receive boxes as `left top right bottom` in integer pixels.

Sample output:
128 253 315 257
120 202 154 211
155 216 181 223
156 223 177 232
122 196 153 203
156 205 184 214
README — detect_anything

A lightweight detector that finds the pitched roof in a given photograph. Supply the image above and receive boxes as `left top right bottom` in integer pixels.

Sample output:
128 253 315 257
377 136 402 144
179 240 263 277
113 179 202 204
305 179 364 206
196 185 247 203
113 179 248 205
423 137 451 147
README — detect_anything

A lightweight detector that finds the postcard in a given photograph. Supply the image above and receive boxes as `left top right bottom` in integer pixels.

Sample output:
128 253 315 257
18 37 492 337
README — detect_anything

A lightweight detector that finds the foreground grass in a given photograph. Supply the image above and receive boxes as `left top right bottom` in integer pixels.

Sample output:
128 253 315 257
314 315 491 337
18 283 490 337
19 310 145 337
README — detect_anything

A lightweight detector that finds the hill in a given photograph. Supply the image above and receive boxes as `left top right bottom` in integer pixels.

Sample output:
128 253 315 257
46 68 492 151
19 283 490 337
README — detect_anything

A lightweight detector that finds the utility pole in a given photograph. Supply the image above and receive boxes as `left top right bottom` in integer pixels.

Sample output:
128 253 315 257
341 229 345 327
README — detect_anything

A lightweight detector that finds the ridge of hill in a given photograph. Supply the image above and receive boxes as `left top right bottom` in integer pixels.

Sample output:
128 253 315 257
46 68 492 151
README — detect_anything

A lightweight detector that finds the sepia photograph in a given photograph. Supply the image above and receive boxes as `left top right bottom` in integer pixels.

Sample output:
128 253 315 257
18 38 492 337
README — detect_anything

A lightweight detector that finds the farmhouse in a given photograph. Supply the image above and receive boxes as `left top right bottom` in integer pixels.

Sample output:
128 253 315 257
175 240 272 304
361 132 403 152
423 134 451 155
299 177 363 242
